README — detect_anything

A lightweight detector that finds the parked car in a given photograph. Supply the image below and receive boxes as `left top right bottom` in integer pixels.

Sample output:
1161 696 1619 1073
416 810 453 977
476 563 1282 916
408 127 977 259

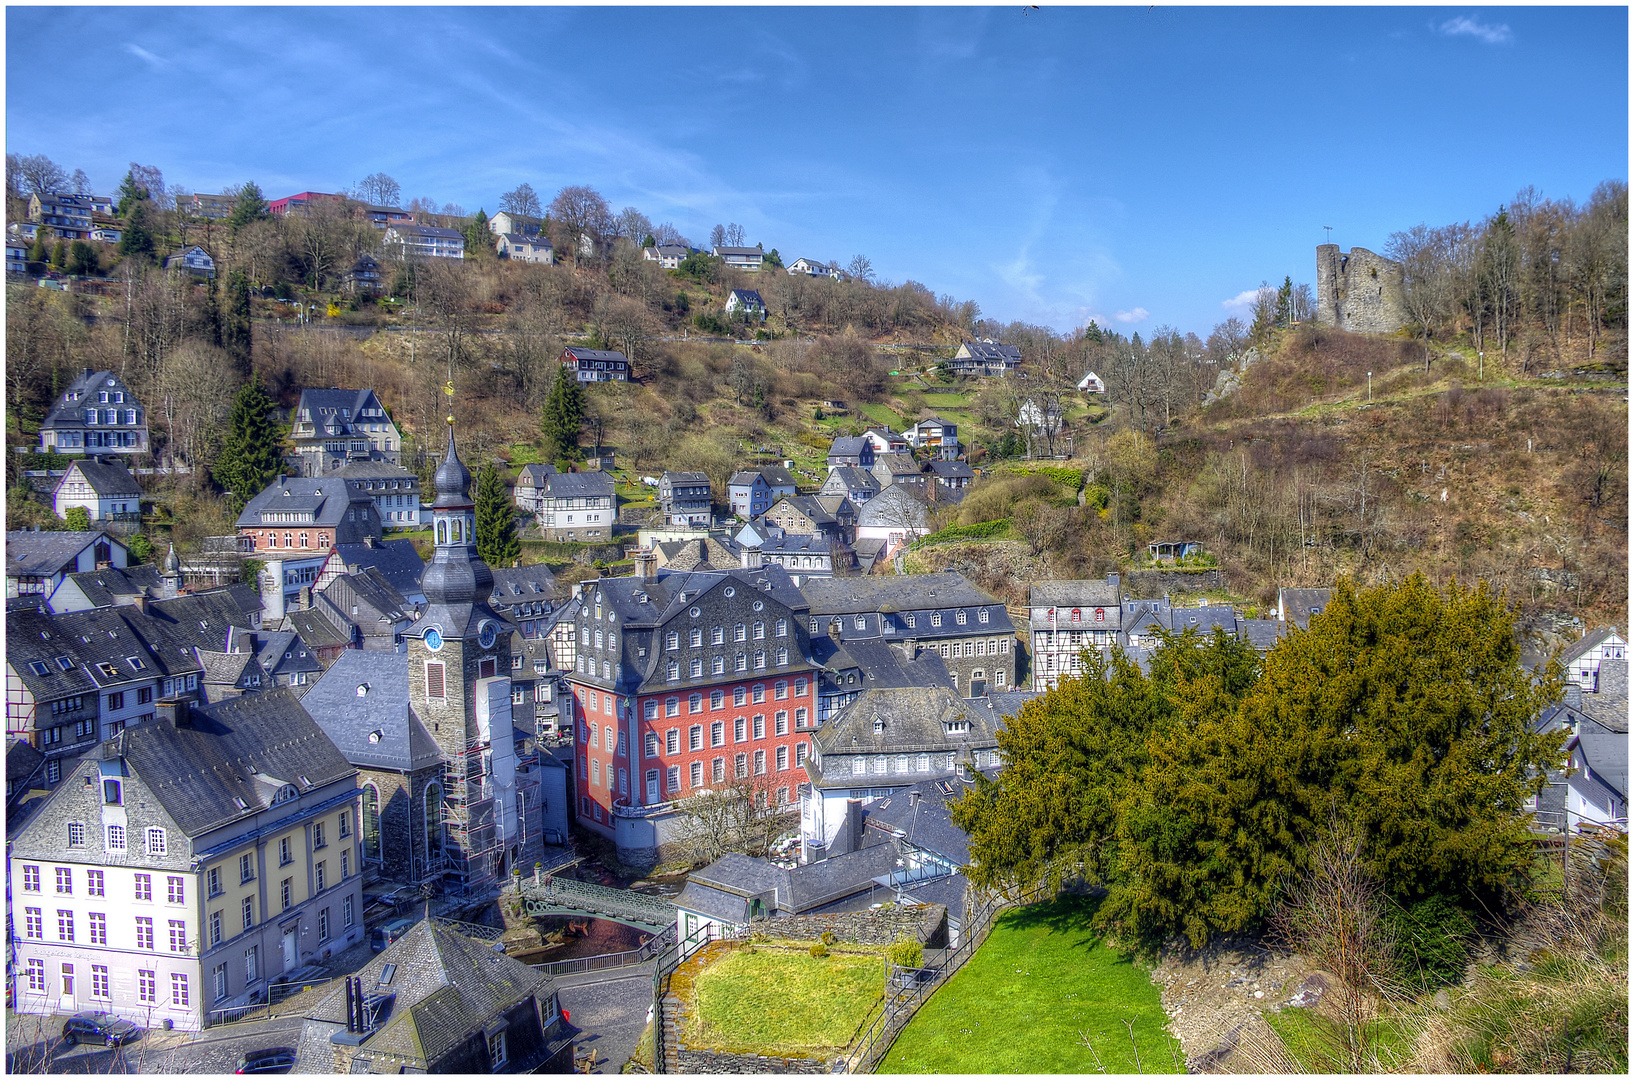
61 1013 140 1047
370 916 415 952
236 1047 297 1074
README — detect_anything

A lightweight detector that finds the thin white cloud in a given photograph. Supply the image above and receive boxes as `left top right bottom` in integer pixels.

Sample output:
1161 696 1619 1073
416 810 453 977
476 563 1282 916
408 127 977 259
1436 16 1512 45
1114 307 1149 324
1221 289 1258 311
123 43 166 67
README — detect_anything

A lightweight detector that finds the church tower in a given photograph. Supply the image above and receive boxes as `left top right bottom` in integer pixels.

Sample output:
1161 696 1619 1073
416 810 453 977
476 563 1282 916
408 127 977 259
406 418 520 889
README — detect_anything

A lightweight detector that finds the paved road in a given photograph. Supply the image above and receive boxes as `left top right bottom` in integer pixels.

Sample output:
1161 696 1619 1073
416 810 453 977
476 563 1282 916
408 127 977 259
557 967 656 1074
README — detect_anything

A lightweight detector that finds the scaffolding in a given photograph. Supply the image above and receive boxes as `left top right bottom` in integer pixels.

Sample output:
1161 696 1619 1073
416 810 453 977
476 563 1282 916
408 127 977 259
441 734 500 892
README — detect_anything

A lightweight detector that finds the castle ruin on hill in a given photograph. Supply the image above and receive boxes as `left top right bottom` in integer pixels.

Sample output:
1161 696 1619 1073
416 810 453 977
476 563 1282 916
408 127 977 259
1315 244 1408 334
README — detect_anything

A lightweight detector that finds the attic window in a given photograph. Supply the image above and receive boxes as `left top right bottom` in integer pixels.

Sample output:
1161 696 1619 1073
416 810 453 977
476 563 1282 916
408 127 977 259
297 775 311 788
56 656 72 670
379 963 396 986
96 662 120 679
873 717 885 734
357 684 370 697
127 656 146 671
28 661 49 676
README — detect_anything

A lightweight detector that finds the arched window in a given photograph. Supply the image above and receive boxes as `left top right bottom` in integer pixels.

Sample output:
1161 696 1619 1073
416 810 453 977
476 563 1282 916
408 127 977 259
283 532 293 548
452 518 462 543
424 781 443 857
437 520 447 544
1094 608 1104 622
362 785 381 861
1071 608 1081 623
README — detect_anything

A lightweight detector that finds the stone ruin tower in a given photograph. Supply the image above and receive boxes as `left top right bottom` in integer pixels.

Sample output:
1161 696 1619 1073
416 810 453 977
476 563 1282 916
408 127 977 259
1315 245 1408 334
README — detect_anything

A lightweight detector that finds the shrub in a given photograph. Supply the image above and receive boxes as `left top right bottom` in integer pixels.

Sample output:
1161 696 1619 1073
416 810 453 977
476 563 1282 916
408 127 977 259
1083 483 1111 510
1389 893 1476 990
809 943 829 958
885 937 923 968
819 930 837 946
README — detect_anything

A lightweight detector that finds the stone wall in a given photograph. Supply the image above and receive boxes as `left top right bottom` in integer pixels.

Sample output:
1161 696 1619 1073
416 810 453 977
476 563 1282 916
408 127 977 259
1315 245 1408 334
749 902 947 947
675 1049 832 1074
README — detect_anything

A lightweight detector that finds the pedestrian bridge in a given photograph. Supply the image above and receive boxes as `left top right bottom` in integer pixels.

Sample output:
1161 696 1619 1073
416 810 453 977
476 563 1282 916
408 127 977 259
520 875 673 932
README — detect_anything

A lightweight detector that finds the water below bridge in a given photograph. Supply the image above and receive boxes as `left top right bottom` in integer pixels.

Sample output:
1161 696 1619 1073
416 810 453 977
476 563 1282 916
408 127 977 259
511 915 654 965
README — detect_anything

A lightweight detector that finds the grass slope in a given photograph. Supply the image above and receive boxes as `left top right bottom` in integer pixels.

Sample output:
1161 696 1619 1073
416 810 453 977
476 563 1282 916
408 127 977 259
688 944 885 1056
879 894 1183 1074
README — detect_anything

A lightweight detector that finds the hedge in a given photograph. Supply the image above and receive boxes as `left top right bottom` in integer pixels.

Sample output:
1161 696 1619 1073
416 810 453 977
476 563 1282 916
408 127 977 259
910 518 1012 548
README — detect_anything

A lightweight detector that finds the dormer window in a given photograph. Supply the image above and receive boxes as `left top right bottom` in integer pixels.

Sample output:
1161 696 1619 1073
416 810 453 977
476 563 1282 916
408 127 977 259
1095 608 1105 622
873 717 885 734
931 613 942 628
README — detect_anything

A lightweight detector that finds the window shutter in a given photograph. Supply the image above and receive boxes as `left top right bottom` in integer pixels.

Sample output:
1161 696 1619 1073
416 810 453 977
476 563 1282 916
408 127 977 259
426 661 446 699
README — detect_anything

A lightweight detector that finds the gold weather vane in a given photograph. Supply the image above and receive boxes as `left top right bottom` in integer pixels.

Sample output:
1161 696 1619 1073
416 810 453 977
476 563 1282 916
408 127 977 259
444 379 455 425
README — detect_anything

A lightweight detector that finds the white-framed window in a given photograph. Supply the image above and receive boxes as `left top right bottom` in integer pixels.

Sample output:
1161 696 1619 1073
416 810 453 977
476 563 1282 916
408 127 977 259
147 826 167 855
489 1031 508 1068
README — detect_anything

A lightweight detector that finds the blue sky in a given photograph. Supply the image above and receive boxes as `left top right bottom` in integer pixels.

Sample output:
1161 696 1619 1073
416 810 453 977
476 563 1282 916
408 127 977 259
6 6 1627 336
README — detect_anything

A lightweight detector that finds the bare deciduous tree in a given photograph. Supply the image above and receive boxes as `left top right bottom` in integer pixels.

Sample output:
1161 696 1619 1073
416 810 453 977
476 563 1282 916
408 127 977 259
354 172 402 207
500 182 542 218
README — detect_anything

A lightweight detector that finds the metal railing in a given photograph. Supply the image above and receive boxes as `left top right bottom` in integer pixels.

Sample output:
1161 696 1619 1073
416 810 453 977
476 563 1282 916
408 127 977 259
532 924 677 979
846 880 1055 1073
522 875 674 928
203 973 333 1029
651 922 750 1073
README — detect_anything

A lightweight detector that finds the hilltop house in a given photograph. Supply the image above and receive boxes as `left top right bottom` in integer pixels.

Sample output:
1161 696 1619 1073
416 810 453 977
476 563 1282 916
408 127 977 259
725 289 766 320
514 464 558 513
497 232 553 264
342 254 384 295
37 370 149 456
383 223 465 260
534 471 617 542
560 346 630 382
1561 627 1628 695
1078 371 1106 394
290 388 403 474
903 417 959 460
162 246 216 279
950 340 1021 377
643 244 691 270
712 245 764 272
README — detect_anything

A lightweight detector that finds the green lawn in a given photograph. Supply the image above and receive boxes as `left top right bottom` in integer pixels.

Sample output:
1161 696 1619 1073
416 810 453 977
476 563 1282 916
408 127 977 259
879 895 1183 1074
687 944 886 1056
920 392 970 408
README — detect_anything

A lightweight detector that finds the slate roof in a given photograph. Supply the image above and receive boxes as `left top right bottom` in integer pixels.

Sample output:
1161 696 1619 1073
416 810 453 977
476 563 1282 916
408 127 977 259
7 530 125 578
1581 692 1629 735
958 341 1022 363
662 470 711 486
817 686 1003 759
146 586 262 652
758 465 797 489
728 289 764 306
561 347 630 363
822 466 879 493
282 606 352 650
517 463 557 486
9 604 204 704
542 471 616 499
1240 618 1287 652
803 571 1011 633
298 918 555 1070
856 485 928 529
301 651 444 773
769 495 838 529
656 537 740 573
865 778 977 865
1574 733 1628 801
323 460 414 482
1278 587 1333 630
759 532 837 557
899 871 969 926
984 690 1038 721
828 436 871 460
683 845 902 917
326 539 425 597
873 453 921 478
728 470 767 488
8 736 46 788
1171 604 1239 636
55 564 164 609
252 629 323 678
39 370 140 429
927 460 975 481
60 459 141 497
489 565 557 606
1562 626 1620 665
197 650 257 686
294 388 381 429
235 475 374 529
1029 579 1120 611
112 687 356 839
321 566 412 624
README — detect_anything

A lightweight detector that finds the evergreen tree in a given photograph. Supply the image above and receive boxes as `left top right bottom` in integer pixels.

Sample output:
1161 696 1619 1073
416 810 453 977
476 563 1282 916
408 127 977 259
223 269 253 377
28 235 48 265
66 240 96 276
227 181 269 235
213 380 285 512
116 169 148 216
541 363 585 461
49 239 66 269
473 462 521 568
463 209 491 261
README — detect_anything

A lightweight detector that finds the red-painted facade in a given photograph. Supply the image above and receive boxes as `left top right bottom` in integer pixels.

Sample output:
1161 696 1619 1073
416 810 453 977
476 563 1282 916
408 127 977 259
570 672 816 835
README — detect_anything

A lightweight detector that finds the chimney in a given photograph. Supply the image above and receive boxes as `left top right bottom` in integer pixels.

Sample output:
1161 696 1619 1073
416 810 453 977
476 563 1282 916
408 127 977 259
155 698 190 728
1564 684 1583 709
345 974 356 1033
633 548 657 583
363 535 375 548
740 546 762 570
130 594 148 613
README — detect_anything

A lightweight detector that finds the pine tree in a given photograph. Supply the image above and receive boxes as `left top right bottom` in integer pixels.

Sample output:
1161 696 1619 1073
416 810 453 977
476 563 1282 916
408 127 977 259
226 181 269 235
473 462 520 568
214 380 285 512
541 363 584 461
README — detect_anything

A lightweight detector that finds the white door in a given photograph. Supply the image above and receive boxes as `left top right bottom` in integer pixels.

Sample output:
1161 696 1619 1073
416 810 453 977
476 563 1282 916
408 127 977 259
646 772 659 801
281 927 298 972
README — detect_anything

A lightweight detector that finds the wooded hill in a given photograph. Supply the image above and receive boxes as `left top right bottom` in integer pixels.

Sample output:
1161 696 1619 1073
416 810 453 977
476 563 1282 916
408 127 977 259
4 177 1625 640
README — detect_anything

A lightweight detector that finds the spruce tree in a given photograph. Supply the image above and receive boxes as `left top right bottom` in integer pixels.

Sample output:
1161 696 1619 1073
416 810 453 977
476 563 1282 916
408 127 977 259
541 363 584 461
226 181 269 235
214 380 285 512
473 462 521 568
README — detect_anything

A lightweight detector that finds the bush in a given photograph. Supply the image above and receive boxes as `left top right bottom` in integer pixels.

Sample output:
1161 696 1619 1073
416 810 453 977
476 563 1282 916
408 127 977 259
809 943 829 958
819 930 837 946
63 507 91 531
1389 893 1475 990
911 518 1011 548
885 937 923 968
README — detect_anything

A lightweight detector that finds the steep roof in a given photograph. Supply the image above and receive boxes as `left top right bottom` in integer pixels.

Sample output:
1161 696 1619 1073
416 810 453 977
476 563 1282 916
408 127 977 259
489 565 557 604
326 539 425 597
817 686 1003 757
252 629 323 677
114 687 356 838
828 436 871 459
543 471 616 499
864 778 977 865
39 370 140 429
1029 579 1120 609
856 485 928 529
1278 587 1332 629
299 918 553 1069
282 606 352 650
60 459 141 497
1562 626 1621 665
517 463 557 486
803 570 1006 620
301 651 444 773
958 341 1022 363
1574 733 1628 801
53 564 164 609
236 475 374 529
7 530 125 578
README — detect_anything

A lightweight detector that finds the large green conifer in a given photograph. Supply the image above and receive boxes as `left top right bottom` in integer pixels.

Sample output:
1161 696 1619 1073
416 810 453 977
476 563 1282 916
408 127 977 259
474 462 521 568
541 363 584 461
214 380 285 512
